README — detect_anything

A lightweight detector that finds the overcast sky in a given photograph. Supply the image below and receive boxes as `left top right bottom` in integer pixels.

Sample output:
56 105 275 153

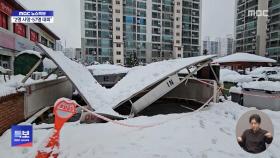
18 0 235 48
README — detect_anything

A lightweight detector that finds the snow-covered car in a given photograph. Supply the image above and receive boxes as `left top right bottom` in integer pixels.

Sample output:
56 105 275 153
248 67 280 81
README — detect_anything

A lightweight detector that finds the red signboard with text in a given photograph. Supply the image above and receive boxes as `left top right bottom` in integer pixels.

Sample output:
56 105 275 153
0 0 13 15
14 23 26 37
30 29 38 42
0 11 7 29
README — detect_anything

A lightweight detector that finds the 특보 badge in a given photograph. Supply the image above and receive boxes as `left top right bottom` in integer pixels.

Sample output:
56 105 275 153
11 125 33 147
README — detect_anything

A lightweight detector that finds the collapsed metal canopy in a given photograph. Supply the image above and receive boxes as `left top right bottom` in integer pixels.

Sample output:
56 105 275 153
37 44 216 117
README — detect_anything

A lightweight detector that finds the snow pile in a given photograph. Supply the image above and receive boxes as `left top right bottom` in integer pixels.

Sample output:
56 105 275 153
87 64 130 76
229 86 242 94
0 101 279 158
220 69 253 83
214 53 276 63
242 81 280 92
43 58 57 69
0 74 61 97
0 66 11 74
0 75 34 97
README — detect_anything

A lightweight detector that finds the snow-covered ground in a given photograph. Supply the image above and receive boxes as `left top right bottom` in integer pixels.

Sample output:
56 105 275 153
0 101 279 158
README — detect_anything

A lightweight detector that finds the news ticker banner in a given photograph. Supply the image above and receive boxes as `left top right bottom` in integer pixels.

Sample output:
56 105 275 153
11 10 54 23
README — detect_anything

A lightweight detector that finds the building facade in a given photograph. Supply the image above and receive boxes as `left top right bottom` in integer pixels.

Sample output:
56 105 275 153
81 0 202 65
234 0 268 56
267 0 280 63
63 48 76 59
203 37 220 56
226 34 234 55
0 0 60 71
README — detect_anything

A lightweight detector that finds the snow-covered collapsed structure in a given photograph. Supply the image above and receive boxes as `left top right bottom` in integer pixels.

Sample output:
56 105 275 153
213 53 276 73
34 44 218 117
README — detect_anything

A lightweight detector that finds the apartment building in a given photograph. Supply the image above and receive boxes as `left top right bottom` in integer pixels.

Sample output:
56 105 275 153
267 0 280 62
81 0 202 65
234 0 268 56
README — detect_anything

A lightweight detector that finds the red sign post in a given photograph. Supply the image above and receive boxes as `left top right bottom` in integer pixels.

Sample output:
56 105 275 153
36 98 77 158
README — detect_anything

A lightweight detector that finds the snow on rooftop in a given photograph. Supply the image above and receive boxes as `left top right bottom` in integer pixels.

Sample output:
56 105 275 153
87 64 130 76
16 50 42 58
0 101 279 158
214 53 276 63
242 81 280 92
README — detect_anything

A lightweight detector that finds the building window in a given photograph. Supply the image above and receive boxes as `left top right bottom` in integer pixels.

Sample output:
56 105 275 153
176 32 180 36
178 47 181 51
116 43 121 47
85 12 96 20
41 36 48 46
0 12 8 30
30 29 39 42
116 51 121 55
49 41 55 49
176 40 180 44
85 30 97 37
116 26 120 31
115 9 120 13
117 59 121 63
177 10 180 13
116 18 120 22
85 21 96 29
103 76 109 82
176 25 180 28
178 54 181 57
177 2 180 5
14 23 26 37
116 35 120 39
116 0 120 4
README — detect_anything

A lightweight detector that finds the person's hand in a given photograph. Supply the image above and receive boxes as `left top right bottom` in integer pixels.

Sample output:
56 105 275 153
237 137 242 142
265 132 272 138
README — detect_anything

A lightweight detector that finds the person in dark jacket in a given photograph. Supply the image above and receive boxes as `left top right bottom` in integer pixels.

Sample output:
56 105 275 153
237 114 273 154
